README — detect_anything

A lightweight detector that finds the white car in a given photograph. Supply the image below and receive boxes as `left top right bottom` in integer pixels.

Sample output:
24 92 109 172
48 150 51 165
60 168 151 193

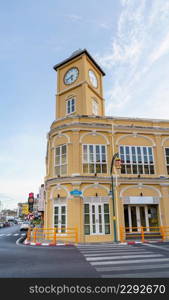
20 221 31 231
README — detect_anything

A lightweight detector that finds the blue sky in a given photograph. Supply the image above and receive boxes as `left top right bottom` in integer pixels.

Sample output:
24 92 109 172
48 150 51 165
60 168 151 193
0 0 169 209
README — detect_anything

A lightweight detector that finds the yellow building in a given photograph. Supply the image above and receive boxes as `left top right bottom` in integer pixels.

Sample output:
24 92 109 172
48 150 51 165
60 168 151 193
22 204 29 215
44 49 169 243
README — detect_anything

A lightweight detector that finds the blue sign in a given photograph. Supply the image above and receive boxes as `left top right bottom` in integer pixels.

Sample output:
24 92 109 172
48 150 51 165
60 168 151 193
70 189 82 196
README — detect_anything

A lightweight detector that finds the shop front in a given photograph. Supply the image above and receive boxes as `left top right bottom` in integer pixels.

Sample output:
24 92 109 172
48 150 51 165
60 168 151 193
123 196 160 232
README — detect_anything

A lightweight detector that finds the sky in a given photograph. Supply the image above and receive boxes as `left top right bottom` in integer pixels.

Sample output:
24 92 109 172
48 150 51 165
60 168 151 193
0 0 169 209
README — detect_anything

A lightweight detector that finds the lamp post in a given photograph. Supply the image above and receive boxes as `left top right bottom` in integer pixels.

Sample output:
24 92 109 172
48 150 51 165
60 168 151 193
110 152 121 242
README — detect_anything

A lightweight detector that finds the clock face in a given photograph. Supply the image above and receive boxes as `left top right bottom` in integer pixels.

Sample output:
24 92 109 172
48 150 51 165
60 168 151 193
64 67 79 85
89 69 98 88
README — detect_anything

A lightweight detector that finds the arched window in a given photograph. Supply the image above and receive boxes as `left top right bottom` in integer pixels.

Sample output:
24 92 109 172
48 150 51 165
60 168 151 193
92 99 98 115
66 97 76 115
165 148 169 174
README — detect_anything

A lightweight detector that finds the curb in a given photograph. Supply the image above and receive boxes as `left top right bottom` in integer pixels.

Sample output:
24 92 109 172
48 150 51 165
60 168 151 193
127 241 142 245
23 239 75 247
126 240 164 245
144 240 164 244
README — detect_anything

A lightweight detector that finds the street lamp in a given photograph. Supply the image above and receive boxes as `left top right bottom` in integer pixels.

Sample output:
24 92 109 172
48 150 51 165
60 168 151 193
110 152 121 242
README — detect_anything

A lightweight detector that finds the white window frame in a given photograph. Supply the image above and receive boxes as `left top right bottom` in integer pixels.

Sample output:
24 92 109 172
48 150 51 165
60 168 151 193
82 144 107 174
54 144 67 176
164 147 169 175
119 145 155 175
92 99 98 115
66 97 76 115
53 204 67 234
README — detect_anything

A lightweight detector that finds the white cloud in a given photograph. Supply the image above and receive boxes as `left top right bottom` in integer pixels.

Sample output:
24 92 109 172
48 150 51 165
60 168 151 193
149 32 169 64
65 14 83 21
95 0 169 117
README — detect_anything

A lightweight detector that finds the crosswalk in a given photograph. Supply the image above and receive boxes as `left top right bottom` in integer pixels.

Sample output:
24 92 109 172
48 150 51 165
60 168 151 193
77 243 169 278
0 233 26 237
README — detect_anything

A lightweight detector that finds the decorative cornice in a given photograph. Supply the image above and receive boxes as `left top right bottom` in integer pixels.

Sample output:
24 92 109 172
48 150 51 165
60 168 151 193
45 175 169 186
49 122 111 136
49 122 169 138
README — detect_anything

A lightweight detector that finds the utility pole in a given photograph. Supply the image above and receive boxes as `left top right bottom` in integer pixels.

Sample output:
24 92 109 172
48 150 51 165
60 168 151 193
110 153 121 242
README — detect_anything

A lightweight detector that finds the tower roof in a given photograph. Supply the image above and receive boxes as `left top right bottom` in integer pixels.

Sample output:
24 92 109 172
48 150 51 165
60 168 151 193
53 48 105 76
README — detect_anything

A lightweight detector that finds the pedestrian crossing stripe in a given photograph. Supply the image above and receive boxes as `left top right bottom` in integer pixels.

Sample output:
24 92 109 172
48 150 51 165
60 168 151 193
83 251 153 256
86 253 163 261
77 243 169 278
0 233 26 237
96 262 169 272
90 257 169 266
102 270 169 278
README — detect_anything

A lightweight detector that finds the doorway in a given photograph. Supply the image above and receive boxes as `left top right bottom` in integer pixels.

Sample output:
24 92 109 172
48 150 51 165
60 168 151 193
54 205 67 233
124 205 158 232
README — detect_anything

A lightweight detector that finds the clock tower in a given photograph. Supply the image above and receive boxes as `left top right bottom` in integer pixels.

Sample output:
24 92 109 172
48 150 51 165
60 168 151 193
53 49 105 119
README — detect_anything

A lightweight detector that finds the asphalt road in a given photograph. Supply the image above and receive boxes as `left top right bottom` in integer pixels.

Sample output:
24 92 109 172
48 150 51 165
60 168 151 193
0 225 98 278
1 225 169 278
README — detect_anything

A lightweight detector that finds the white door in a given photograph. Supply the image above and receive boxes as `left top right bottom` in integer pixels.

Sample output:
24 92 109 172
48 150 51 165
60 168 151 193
54 205 66 233
89 203 110 235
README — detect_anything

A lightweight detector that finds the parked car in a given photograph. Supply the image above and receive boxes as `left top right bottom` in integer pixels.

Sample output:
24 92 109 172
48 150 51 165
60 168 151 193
3 222 10 227
9 222 14 226
0 222 4 228
20 221 31 231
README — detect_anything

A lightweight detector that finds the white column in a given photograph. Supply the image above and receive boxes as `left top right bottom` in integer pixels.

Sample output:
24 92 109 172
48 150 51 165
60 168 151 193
136 206 141 231
145 206 149 231
128 206 132 232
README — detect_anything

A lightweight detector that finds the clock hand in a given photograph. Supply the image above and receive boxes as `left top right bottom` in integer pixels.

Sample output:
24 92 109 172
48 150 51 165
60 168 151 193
67 75 73 82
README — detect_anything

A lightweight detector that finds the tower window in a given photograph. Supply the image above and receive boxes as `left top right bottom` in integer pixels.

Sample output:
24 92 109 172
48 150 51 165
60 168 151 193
92 99 98 115
165 148 169 174
66 97 75 114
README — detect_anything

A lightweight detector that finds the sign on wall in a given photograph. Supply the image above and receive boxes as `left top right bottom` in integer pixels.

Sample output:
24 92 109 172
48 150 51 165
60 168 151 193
123 196 159 205
70 189 82 197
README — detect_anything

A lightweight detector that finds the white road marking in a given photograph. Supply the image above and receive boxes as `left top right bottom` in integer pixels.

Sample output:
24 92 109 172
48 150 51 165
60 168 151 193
91 257 169 266
77 245 129 249
0 234 5 236
14 234 19 236
86 254 163 261
102 271 169 278
80 250 146 255
6 234 11 236
96 263 169 272
78 243 169 277
83 251 153 257
144 243 169 252
79 247 141 252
